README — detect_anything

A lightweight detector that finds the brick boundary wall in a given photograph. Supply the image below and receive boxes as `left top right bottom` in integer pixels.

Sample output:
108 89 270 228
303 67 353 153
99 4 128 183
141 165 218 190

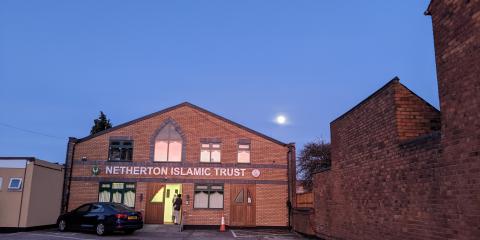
298 1 480 239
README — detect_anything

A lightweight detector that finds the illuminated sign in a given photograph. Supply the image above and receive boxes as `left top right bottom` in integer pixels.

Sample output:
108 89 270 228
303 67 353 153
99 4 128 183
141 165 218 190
104 166 253 177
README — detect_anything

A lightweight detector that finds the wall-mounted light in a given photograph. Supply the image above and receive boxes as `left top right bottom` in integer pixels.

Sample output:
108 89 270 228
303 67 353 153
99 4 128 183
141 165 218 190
140 193 144 202
81 156 87 162
186 194 190 205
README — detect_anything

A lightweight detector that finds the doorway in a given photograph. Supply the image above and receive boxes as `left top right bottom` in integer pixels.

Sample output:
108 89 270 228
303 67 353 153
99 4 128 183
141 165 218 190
145 183 182 224
230 184 256 226
163 184 182 224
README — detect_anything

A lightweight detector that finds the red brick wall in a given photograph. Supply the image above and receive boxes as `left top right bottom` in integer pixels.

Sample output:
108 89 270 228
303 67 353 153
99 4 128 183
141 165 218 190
394 83 440 140
310 80 444 240
307 1 480 239
66 104 292 227
292 208 315 236
430 0 480 239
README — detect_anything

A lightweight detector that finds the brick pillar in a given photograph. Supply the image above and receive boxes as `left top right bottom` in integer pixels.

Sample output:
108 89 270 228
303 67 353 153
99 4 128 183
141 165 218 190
427 0 480 238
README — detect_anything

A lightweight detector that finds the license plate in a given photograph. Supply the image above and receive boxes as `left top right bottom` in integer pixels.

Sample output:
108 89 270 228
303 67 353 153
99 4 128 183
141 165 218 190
128 216 138 220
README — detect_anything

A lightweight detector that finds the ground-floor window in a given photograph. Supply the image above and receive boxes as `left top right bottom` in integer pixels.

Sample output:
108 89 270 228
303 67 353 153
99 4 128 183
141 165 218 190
98 182 136 208
194 184 224 209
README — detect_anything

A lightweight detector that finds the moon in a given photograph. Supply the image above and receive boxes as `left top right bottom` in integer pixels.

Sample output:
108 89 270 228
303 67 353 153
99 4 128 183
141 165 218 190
276 115 287 125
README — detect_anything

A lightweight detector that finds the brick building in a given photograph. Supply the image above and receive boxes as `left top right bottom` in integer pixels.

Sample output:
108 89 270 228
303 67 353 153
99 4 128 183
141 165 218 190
62 102 296 228
297 0 480 239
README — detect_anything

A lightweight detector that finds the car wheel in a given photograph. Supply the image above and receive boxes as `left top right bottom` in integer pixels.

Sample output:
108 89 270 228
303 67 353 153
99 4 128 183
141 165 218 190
124 229 135 235
96 223 106 236
58 220 67 232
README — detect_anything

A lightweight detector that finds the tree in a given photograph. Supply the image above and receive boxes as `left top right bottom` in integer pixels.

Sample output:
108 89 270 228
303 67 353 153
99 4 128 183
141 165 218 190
297 140 331 191
90 111 112 135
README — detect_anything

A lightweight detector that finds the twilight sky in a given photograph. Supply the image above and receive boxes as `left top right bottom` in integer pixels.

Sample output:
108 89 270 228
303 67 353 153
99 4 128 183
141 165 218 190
0 1 437 163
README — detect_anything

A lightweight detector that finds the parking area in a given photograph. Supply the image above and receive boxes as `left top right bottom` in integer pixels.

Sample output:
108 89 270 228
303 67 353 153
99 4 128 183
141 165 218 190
231 229 305 239
0 226 307 240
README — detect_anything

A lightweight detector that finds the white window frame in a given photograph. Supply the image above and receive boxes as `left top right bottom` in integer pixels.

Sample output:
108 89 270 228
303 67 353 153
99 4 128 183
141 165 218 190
154 124 183 162
237 144 251 163
193 184 224 209
8 178 23 190
200 143 221 163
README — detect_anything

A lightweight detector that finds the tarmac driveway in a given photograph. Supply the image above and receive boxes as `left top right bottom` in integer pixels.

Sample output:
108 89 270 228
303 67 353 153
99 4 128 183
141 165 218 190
0 225 307 240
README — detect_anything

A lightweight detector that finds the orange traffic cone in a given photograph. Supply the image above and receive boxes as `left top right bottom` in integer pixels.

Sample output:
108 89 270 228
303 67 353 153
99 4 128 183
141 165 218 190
219 214 226 232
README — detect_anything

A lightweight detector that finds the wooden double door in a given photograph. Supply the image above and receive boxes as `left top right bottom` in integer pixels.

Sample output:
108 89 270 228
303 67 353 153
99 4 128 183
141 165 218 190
145 183 165 224
230 184 256 226
145 183 182 224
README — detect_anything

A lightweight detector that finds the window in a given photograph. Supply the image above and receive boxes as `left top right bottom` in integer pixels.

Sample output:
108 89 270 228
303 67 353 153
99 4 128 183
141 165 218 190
0 177 2 191
200 143 221 163
109 203 135 211
194 184 224 209
237 144 251 163
108 140 133 161
98 182 136 207
150 186 165 203
8 178 22 190
234 189 244 203
154 123 182 162
75 204 91 213
90 204 104 213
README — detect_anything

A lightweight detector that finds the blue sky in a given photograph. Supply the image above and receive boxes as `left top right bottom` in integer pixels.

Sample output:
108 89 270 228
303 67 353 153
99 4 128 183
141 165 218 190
0 1 437 163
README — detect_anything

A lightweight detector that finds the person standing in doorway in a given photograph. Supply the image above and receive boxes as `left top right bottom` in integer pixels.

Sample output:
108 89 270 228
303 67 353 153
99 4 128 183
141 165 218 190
171 194 177 223
173 194 182 225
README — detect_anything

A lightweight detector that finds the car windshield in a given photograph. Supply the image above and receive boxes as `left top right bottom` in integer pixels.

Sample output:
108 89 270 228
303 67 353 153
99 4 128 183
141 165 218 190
107 203 134 212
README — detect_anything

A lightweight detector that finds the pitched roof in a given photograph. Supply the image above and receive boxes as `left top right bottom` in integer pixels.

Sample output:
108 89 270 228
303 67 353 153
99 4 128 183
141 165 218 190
74 102 288 146
331 76 439 124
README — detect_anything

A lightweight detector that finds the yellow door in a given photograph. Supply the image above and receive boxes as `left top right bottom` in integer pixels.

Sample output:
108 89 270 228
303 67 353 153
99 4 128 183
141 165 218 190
163 184 182 224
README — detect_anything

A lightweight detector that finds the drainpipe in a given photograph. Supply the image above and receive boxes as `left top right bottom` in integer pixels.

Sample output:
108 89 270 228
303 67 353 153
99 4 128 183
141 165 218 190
62 137 77 213
286 143 296 229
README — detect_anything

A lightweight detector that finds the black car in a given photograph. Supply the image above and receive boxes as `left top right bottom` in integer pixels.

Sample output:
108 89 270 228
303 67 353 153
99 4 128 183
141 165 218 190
57 202 143 236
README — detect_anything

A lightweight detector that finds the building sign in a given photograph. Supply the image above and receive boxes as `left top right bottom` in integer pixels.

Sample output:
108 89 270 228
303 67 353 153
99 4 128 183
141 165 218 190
92 164 100 176
251 169 260 178
104 166 254 177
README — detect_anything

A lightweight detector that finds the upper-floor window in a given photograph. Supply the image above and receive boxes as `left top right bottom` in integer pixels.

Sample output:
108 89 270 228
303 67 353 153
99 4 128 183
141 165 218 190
200 143 221 163
154 123 182 162
237 144 251 163
108 140 133 161
8 178 22 190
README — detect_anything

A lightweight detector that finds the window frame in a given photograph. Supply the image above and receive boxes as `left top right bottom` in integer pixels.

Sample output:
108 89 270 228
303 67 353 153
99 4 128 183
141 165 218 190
108 140 134 162
98 182 136 208
237 143 251 163
200 143 221 163
193 184 224 209
74 204 92 214
89 204 105 213
153 124 183 162
155 139 182 162
8 177 23 191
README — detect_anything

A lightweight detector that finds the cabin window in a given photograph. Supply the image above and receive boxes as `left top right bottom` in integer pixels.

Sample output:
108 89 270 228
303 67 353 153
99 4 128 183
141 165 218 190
8 178 22 190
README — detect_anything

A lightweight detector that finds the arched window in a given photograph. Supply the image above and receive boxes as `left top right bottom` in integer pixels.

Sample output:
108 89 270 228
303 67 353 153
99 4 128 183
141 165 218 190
154 123 183 162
